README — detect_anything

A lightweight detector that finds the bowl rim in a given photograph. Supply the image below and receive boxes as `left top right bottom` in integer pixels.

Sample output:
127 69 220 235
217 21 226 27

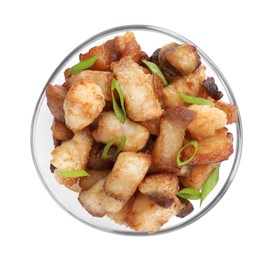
30 24 243 236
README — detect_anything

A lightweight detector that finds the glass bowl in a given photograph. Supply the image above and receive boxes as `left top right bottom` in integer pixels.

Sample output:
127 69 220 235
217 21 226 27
31 25 243 235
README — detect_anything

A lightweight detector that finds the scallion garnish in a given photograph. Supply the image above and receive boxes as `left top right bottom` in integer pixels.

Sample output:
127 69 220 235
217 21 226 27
176 188 201 200
177 92 214 107
60 169 89 178
142 60 168 87
200 166 220 205
111 79 126 124
101 135 126 159
176 140 198 166
176 166 220 206
68 55 97 75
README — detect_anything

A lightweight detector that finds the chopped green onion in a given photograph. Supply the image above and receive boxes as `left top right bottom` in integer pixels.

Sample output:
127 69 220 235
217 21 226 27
176 140 198 166
200 166 220 206
142 60 168 87
177 92 214 107
68 55 97 75
102 135 126 159
111 79 126 123
60 169 89 178
176 188 201 200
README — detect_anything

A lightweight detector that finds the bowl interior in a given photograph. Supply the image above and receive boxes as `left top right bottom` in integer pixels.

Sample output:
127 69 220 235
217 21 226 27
31 25 242 235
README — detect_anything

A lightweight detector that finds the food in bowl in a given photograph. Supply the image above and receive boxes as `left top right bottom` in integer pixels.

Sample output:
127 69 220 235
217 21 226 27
46 31 238 234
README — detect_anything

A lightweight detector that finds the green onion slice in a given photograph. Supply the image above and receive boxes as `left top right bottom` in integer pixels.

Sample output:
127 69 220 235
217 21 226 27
68 55 97 75
177 92 214 107
176 140 198 166
102 135 126 159
111 79 126 124
176 188 201 200
200 166 220 206
142 60 168 87
60 169 89 178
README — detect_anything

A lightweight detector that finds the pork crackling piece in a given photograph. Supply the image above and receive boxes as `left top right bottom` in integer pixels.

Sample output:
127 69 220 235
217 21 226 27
63 77 105 132
104 152 152 202
125 193 183 234
51 128 93 171
139 173 179 208
111 56 163 121
187 104 227 139
152 106 196 174
158 43 201 76
78 177 125 218
79 32 141 71
62 70 114 102
46 84 67 122
92 111 150 152
162 65 206 109
182 127 234 165
179 163 220 191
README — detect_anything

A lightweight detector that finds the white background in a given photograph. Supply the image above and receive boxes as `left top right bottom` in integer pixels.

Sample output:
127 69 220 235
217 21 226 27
1 0 270 259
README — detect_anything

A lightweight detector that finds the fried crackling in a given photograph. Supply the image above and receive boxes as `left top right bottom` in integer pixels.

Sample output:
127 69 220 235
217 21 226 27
111 56 163 121
79 39 120 71
104 152 151 202
54 169 81 192
211 99 238 124
162 65 206 109
78 178 125 217
92 111 150 152
182 127 234 165
152 106 196 174
158 43 201 77
165 44 201 75
63 77 105 132
107 195 136 226
79 169 110 191
125 193 183 234
46 84 67 122
138 173 179 208
179 163 220 190
51 128 93 171
187 104 227 139
115 31 141 63
62 70 114 101
79 32 141 71
51 119 74 141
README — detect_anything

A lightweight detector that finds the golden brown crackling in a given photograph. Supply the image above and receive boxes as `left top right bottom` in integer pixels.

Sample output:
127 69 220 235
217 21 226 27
64 77 105 132
78 178 125 217
187 104 227 139
92 111 150 152
104 152 151 202
46 84 67 122
51 119 74 141
54 169 81 192
151 106 196 174
166 44 201 75
179 163 220 190
111 56 163 121
213 99 238 124
51 128 93 171
139 173 179 208
162 65 206 109
125 193 183 234
62 70 114 101
182 127 234 165
79 32 141 71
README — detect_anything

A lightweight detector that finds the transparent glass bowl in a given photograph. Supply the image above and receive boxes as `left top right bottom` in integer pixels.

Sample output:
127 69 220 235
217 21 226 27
31 25 242 235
